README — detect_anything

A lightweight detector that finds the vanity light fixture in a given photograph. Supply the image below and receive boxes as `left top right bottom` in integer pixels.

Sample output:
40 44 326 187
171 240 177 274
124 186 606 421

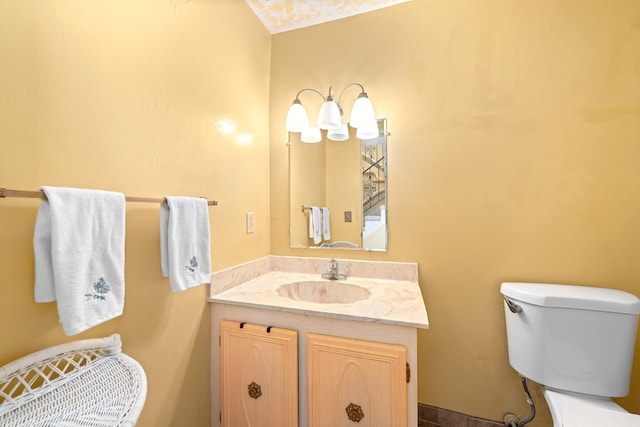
285 83 378 142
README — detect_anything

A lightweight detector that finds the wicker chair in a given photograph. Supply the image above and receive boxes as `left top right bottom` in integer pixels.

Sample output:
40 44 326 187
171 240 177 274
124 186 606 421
0 334 146 426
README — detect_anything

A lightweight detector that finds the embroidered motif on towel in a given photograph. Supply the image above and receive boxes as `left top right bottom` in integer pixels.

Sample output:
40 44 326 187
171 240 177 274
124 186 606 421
85 277 111 301
185 256 199 274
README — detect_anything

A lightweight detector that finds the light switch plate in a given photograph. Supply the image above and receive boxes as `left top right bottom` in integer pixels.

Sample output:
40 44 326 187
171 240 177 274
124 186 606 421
246 212 255 233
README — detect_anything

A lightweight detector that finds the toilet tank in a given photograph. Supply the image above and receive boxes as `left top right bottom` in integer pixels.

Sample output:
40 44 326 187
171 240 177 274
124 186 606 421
501 282 640 397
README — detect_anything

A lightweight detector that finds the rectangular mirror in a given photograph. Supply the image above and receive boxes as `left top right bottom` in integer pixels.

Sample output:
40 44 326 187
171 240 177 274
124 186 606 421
289 118 387 251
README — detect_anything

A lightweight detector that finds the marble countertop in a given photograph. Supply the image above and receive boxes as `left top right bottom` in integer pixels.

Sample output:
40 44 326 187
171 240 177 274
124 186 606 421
208 256 429 329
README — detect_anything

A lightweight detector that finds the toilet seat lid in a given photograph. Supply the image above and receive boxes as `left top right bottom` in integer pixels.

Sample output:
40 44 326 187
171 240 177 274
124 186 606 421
563 401 640 426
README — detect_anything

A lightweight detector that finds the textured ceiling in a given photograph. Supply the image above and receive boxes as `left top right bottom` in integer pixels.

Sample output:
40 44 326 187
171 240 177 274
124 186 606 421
245 0 413 34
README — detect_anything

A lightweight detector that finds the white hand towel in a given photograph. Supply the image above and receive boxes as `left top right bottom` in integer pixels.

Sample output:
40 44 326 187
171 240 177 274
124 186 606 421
309 206 322 245
160 196 211 292
33 187 126 336
321 207 331 241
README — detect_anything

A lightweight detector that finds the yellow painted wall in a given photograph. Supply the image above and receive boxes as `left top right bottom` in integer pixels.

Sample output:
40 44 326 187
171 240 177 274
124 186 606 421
0 1 270 426
270 0 640 424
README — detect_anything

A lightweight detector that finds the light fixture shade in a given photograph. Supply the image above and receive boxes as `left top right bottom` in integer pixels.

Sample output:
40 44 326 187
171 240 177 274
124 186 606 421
349 94 375 129
327 123 349 141
356 119 379 140
317 100 341 130
286 101 309 132
301 126 322 143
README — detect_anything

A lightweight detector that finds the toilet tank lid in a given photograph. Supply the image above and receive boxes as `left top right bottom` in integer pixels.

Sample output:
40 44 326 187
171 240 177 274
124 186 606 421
501 282 640 315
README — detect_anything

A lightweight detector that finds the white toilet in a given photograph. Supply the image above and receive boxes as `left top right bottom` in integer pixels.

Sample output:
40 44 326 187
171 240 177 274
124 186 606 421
501 282 640 426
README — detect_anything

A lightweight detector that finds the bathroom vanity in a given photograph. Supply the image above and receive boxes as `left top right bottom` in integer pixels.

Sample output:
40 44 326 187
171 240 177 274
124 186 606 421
208 256 429 427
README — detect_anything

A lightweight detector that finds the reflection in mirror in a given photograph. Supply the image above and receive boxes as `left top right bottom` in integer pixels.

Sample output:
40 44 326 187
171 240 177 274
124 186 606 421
289 118 387 251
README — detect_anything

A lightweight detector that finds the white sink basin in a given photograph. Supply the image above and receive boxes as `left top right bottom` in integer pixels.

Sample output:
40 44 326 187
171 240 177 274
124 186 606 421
277 280 371 304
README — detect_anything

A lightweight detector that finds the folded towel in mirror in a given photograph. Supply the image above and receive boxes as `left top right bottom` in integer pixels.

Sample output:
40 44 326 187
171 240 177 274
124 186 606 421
309 206 322 244
321 207 331 241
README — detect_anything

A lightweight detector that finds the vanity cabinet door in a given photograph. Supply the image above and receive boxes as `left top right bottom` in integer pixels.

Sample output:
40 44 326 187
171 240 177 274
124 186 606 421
307 333 407 427
221 320 298 427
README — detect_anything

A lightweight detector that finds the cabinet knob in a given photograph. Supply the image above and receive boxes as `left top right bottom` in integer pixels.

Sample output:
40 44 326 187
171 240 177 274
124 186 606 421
247 381 262 399
345 402 365 422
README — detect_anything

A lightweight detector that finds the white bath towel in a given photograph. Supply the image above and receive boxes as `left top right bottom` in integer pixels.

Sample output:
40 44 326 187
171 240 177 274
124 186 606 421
321 207 331 241
160 196 211 292
33 187 126 336
308 206 322 245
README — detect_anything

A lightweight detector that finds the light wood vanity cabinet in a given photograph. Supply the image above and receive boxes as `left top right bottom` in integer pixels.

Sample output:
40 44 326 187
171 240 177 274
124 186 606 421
220 320 298 427
219 318 408 427
307 333 407 427
212 305 419 427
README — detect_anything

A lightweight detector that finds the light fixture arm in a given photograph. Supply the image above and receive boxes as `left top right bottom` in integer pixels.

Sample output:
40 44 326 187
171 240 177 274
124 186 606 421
335 83 366 116
293 88 327 102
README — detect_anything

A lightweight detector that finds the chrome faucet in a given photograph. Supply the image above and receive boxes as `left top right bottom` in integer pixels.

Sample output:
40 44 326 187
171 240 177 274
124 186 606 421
321 258 346 280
